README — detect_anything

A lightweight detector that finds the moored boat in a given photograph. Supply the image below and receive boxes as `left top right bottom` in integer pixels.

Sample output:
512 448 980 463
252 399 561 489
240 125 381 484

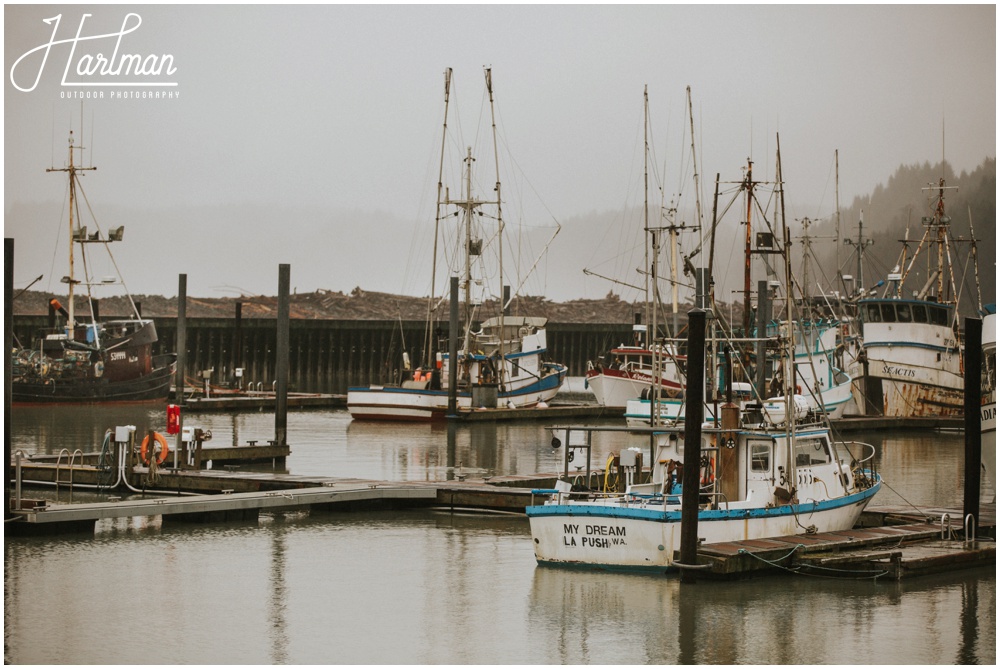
527 141 882 573
849 178 976 417
526 420 881 572
11 131 176 404
347 68 567 421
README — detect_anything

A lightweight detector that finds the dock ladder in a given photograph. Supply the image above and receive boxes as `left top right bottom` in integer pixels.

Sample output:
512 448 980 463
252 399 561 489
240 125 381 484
55 448 84 494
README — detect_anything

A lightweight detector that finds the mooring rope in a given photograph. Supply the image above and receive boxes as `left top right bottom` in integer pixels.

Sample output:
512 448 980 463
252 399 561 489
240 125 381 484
736 545 890 580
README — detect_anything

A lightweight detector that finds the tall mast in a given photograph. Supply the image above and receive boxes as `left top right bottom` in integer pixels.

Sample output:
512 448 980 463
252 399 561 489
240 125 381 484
425 67 452 368
776 136 797 486
461 146 475 350
643 86 651 334
47 130 95 330
834 150 841 275
485 67 505 366
742 159 755 335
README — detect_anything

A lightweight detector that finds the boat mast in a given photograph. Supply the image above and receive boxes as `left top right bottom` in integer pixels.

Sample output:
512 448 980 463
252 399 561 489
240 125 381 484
425 67 452 369
834 150 841 275
742 160 755 336
899 179 959 306
47 130 95 330
643 86 652 339
460 146 476 354
643 87 662 426
485 67 505 371
776 136 797 488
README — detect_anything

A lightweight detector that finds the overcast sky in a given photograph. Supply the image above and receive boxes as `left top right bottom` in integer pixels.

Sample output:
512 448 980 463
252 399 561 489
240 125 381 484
4 4 995 303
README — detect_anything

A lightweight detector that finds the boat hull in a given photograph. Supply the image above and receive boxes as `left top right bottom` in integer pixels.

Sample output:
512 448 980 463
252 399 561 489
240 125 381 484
526 480 881 572
11 354 176 404
348 365 567 421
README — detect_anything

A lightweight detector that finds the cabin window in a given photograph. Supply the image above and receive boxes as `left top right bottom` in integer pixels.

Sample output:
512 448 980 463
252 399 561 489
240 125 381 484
896 304 912 322
750 443 771 473
911 305 928 323
511 359 520 378
880 304 897 323
794 437 831 467
864 304 881 323
929 306 949 326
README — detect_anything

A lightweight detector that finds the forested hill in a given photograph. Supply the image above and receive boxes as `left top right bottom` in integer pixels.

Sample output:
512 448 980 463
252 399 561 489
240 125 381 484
809 158 995 316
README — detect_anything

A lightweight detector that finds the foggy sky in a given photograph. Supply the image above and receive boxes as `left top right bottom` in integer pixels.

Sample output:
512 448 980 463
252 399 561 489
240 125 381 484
4 4 996 303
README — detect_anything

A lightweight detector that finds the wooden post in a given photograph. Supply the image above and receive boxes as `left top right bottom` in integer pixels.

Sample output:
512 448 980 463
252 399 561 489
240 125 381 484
5 239 14 520
275 264 290 447
448 276 459 416
175 274 187 470
679 308 706 581
963 316 982 528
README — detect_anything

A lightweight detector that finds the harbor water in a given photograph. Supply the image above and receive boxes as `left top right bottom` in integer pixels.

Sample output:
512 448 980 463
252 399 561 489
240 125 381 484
5 399 996 664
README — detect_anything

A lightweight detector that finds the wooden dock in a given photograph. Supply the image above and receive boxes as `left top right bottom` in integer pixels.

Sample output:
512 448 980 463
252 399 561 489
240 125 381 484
7 481 438 534
687 504 995 580
182 392 345 412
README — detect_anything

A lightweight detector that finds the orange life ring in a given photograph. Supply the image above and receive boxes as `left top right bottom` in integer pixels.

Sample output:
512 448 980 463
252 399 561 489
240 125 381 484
141 432 170 465
795 384 802 395
700 456 716 485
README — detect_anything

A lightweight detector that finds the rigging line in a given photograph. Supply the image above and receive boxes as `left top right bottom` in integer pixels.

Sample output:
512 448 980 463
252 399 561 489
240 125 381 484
76 177 140 320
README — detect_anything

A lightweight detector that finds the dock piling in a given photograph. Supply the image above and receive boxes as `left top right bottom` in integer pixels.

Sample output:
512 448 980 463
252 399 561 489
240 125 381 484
964 316 982 527
175 274 187 470
679 308 707 582
275 264 290 447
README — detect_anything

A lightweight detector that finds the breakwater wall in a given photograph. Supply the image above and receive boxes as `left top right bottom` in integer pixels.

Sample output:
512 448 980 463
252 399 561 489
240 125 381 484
12 316 631 394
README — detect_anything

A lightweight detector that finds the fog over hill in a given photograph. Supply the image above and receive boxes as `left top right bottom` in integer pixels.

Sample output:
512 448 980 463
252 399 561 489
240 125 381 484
6 158 996 322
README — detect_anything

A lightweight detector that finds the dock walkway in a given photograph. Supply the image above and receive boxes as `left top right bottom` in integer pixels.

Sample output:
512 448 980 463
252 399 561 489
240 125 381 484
691 505 995 580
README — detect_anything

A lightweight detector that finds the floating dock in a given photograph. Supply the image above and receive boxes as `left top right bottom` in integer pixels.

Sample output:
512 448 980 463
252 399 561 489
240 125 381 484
181 392 345 412
7 463 995 581
690 505 995 580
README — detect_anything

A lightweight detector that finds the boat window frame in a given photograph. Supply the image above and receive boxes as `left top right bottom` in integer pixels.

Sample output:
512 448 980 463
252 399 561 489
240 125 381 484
929 305 949 326
863 303 882 323
794 436 832 467
750 442 771 473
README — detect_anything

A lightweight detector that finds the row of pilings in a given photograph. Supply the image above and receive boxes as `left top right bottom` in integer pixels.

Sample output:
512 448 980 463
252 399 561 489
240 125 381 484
11 314 634 394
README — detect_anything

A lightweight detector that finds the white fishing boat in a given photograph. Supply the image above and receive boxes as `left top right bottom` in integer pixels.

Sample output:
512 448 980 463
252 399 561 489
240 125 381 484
850 178 977 417
982 305 996 497
586 342 684 409
527 142 882 573
347 68 567 421
526 420 881 573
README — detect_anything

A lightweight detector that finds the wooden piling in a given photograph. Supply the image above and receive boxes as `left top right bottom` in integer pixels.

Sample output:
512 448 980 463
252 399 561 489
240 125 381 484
964 316 982 527
275 264 290 447
679 308 707 581
5 238 13 520
448 276 459 416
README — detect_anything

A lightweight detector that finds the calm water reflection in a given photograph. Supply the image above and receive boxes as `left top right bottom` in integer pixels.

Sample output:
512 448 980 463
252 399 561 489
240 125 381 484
5 404 996 664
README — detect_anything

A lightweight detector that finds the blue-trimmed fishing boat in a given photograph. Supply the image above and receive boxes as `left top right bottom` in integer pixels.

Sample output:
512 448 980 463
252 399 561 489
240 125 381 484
526 417 881 572
527 148 880 572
